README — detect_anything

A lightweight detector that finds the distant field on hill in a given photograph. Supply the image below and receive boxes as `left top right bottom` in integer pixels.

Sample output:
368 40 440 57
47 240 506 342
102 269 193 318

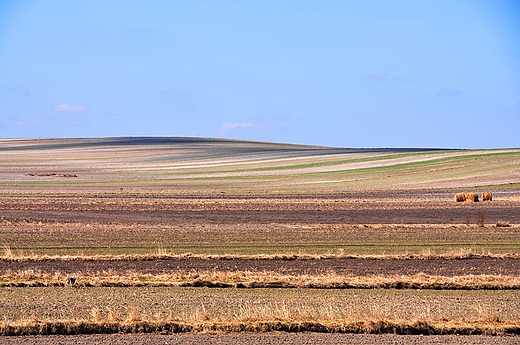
0 137 518 193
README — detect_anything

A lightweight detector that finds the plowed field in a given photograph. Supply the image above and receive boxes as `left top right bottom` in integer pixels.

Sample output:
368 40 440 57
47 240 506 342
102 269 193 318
1 138 519 343
2 257 520 277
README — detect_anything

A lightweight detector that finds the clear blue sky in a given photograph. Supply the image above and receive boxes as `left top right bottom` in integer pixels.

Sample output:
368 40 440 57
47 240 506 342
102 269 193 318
1 1 519 148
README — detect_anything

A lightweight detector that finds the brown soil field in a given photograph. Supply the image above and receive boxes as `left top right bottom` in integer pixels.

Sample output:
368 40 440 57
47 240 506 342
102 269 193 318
2 257 520 277
2 333 520 345
1 192 520 225
1 192 520 256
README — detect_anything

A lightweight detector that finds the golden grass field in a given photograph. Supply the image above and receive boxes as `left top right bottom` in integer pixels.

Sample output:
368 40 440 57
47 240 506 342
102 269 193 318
0 137 520 340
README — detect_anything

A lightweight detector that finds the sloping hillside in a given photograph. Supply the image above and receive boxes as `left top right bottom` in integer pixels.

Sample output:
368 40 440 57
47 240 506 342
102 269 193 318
0 137 518 192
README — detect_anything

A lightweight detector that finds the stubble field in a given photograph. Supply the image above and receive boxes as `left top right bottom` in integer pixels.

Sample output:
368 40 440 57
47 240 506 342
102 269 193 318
1 137 520 344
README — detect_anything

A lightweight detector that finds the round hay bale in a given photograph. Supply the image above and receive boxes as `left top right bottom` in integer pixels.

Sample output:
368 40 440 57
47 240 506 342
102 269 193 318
482 192 492 201
464 192 479 202
454 193 466 202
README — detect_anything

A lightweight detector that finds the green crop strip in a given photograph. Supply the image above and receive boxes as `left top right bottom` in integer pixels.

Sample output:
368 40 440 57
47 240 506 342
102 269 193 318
160 150 457 176
273 151 520 177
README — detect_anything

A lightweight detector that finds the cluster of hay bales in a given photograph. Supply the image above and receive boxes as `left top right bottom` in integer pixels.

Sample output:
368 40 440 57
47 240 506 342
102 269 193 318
454 192 479 202
454 192 492 202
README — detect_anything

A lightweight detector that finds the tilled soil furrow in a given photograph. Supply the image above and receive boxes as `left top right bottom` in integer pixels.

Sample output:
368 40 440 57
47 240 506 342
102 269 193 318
1 207 520 224
1 195 520 225
2 257 520 276
1 333 518 345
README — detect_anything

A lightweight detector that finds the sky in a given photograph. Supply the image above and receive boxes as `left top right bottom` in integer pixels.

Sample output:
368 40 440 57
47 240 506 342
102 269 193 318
0 1 519 148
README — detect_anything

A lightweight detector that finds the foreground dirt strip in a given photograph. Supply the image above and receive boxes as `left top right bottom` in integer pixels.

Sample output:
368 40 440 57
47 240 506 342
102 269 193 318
2 333 519 345
1 319 520 336
2 256 520 277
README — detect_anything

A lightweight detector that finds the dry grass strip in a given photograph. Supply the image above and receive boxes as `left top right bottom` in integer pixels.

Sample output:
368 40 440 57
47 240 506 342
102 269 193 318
1 318 520 336
3 247 520 262
3 271 520 290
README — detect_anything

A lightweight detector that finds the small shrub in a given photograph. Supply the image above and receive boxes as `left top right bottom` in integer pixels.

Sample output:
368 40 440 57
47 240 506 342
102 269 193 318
476 212 486 227
125 309 141 323
91 308 102 322
2 246 14 259
482 192 492 202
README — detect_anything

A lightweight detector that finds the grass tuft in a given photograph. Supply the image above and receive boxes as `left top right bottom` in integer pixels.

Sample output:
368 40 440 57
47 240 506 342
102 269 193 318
2 246 14 259
91 308 102 322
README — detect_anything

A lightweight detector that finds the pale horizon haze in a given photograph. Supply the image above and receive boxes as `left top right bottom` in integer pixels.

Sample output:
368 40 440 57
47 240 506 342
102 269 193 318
1 1 519 148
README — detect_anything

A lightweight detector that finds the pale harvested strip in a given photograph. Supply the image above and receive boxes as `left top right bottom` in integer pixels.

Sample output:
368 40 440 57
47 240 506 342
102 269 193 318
3 271 520 290
3 249 520 262
127 150 520 177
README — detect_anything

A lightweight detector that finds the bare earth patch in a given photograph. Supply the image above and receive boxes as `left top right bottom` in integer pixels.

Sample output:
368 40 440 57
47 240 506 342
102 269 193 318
2 257 520 277
0 333 518 345
2 333 520 345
